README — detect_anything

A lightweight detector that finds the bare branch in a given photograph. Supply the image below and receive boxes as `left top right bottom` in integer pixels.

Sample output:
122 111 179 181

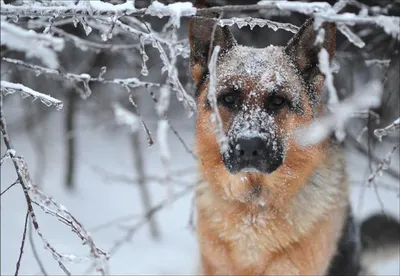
15 211 29 276
0 179 19 196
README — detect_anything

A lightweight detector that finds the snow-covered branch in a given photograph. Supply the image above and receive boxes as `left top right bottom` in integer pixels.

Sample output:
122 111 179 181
0 93 108 275
2 57 162 94
296 80 383 146
374 117 400 141
218 17 299 32
208 46 229 153
1 20 64 69
1 80 63 110
368 144 400 184
2 1 399 39
113 103 140 133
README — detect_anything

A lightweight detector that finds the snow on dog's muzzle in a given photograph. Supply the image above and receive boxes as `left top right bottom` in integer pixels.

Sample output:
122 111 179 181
222 110 284 174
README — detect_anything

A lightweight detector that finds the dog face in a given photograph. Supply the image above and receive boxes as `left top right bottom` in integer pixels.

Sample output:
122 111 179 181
190 16 335 204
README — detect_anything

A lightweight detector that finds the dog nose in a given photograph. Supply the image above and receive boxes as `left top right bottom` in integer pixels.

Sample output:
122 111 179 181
234 137 266 160
223 136 283 174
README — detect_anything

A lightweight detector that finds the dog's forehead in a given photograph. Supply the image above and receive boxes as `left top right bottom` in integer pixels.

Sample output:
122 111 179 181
217 45 302 93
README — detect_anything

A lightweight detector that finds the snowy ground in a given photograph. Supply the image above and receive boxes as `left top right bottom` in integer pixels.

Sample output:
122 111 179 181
1 96 399 275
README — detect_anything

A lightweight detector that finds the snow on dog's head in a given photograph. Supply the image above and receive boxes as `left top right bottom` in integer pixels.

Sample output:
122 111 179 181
189 16 336 205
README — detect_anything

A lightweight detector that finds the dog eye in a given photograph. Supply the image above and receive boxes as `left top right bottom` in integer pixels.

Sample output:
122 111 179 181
267 95 286 109
220 94 236 106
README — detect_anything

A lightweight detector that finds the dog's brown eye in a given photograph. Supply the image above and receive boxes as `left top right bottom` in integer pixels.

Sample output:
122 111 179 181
267 95 286 109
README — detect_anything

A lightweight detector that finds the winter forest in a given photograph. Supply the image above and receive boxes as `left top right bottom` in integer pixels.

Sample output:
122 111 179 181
1 0 399 275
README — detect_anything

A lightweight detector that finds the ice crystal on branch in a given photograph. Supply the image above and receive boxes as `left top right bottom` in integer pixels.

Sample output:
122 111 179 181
1 80 64 110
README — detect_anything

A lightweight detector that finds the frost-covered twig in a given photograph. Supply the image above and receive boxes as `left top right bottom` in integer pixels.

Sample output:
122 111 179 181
0 93 108 275
365 59 391 68
208 46 229 153
146 88 197 160
2 57 161 93
1 21 64 69
1 80 63 110
374 117 400 141
336 24 365 48
1 149 15 166
296 80 383 146
2 1 399 39
218 17 299 32
113 100 154 147
141 21 196 117
368 144 400 184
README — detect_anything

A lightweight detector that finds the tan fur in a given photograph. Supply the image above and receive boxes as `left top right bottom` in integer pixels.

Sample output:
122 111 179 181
195 83 349 274
196 143 349 275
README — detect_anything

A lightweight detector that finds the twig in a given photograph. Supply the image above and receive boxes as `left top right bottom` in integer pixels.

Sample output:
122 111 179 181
64 92 78 189
145 88 197 160
374 117 400 141
0 179 19 196
28 221 48 276
131 123 161 240
1 80 63 110
1 92 72 275
0 93 108 275
2 57 162 92
368 144 400 184
15 211 29 276
1 149 14 165
108 184 195 255
85 183 197 274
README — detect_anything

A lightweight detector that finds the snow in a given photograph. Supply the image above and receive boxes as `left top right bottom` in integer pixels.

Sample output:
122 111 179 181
1 80 64 110
1 21 64 69
337 24 365 48
145 1 196 28
296 80 383 146
113 103 140 133
274 1 331 14
88 0 136 14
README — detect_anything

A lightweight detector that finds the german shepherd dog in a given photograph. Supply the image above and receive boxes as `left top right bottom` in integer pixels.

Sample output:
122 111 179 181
189 7 400 276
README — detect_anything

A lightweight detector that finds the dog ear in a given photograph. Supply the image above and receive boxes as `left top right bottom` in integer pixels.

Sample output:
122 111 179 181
189 11 237 86
285 18 336 84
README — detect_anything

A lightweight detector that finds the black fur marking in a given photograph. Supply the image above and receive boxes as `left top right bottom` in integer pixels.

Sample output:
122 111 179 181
326 207 362 276
360 213 400 252
195 70 209 98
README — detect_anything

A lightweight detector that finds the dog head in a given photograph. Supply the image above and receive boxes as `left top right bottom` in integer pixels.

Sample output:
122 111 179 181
190 15 335 204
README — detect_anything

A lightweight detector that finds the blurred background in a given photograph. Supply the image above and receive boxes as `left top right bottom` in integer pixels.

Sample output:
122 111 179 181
1 0 399 275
